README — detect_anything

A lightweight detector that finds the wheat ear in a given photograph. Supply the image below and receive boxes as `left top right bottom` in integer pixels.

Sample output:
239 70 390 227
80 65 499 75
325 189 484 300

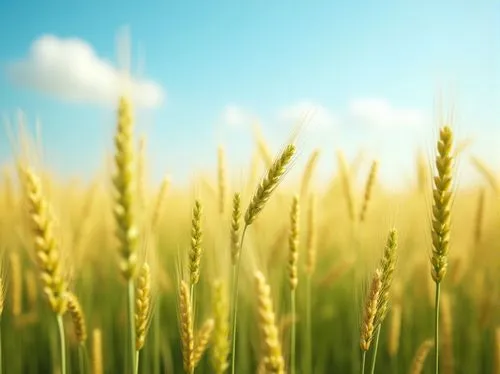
244 144 296 226
254 271 285 374
230 193 241 265
360 269 382 374
135 262 152 351
21 167 68 315
67 292 87 343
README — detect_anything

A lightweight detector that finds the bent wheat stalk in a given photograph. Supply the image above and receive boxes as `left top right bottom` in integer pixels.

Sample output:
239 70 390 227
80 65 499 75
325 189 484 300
231 144 296 374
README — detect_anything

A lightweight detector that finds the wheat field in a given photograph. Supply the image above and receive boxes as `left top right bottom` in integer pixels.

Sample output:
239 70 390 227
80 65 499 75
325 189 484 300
0 96 498 374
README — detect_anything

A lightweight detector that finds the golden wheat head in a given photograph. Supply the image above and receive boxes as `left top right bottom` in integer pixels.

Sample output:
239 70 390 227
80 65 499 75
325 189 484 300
430 126 454 283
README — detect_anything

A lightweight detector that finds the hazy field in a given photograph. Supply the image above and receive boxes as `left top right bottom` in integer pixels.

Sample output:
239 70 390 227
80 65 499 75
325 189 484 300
0 96 498 374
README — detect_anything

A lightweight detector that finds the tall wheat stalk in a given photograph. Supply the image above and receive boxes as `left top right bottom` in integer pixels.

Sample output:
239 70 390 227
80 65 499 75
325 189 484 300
288 195 299 374
230 144 296 374
112 96 139 373
370 229 398 374
360 269 382 374
304 194 316 374
21 167 69 374
430 126 454 374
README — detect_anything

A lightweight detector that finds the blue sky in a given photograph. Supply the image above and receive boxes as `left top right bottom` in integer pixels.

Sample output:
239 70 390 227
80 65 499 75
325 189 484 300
0 0 499 188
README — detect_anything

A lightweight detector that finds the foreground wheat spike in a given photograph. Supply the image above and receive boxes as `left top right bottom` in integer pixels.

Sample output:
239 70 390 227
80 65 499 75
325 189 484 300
212 280 229 374
230 193 241 265
67 292 87 343
194 318 215 366
179 280 195 374
431 126 454 283
375 229 398 326
135 263 152 350
288 195 300 291
430 125 454 374
359 160 378 222
245 144 296 226
218 146 227 215
254 271 285 374
360 269 382 352
113 96 139 279
189 200 203 286
22 167 68 315
21 166 69 374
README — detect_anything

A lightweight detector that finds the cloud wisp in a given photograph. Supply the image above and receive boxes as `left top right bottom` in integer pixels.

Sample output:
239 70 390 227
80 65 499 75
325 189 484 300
349 98 426 129
6 35 165 109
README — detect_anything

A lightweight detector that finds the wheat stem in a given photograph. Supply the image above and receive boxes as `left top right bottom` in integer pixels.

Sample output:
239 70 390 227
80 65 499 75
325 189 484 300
290 289 297 374
370 326 381 374
230 225 248 374
57 315 67 374
305 274 312 374
434 284 441 374
128 279 136 374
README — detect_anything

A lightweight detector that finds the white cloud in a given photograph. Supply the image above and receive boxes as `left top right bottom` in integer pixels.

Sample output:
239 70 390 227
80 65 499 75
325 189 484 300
349 98 426 128
6 35 165 109
222 105 255 128
278 100 338 131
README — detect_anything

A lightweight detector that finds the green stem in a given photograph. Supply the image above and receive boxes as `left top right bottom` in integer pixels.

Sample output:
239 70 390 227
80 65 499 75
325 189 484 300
434 282 441 374
78 344 85 374
361 351 367 374
305 275 312 374
190 284 196 326
230 225 248 374
370 326 381 374
57 315 67 374
128 279 137 374
290 289 296 374
153 298 161 374
135 350 140 374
